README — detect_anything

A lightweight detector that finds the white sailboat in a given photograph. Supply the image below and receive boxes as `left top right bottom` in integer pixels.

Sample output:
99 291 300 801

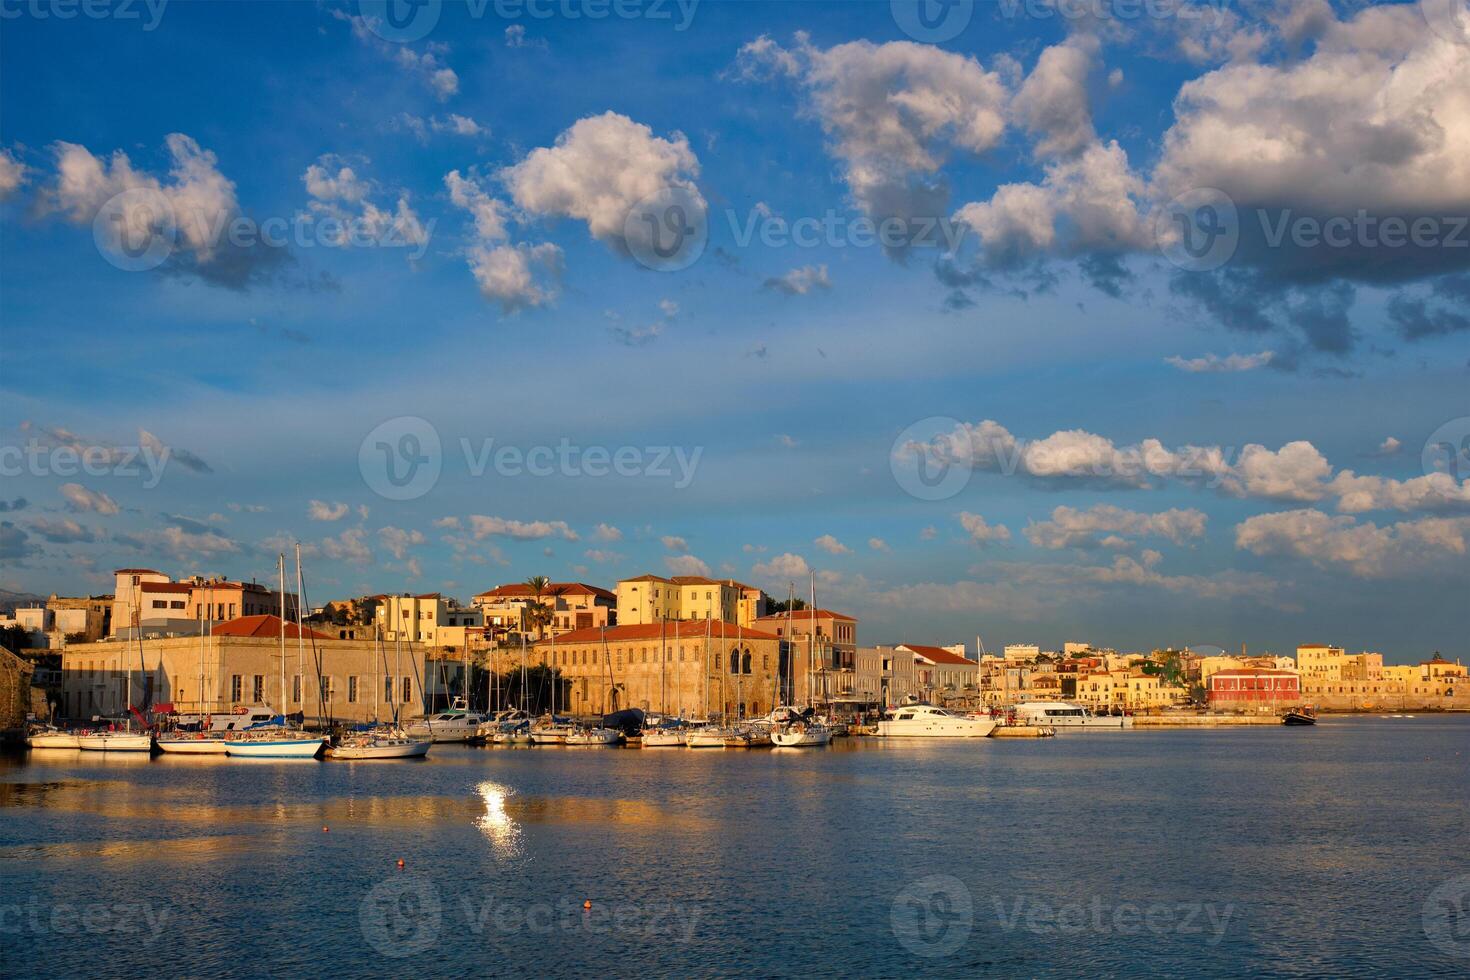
772 580 831 747
159 599 229 754
225 554 326 760
77 731 154 752
26 727 82 750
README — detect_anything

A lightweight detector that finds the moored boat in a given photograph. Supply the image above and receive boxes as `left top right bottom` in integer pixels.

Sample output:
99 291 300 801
328 731 431 759
684 727 729 748
563 727 621 746
875 704 996 738
771 720 832 747
77 732 155 752
1011 701 1133 730
1282 709 1317 726
155 732 231 755
405 704 489 743
641 727 686 747
224 735 327 759
26 727 82 750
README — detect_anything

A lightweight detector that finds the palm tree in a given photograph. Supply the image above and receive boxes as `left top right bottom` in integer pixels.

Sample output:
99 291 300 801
523 576 553 640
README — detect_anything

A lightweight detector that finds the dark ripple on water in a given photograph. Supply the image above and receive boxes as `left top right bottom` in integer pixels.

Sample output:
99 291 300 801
2 716 1469 978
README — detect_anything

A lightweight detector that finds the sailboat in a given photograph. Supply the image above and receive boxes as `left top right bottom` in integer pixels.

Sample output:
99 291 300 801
330 622 432 760
81 593 156 752
159 592 230 755
772 578 831 747
643 618 686 746
225 553 327 759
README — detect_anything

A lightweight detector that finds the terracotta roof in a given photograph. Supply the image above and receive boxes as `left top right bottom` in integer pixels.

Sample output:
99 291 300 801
617 574 671 585
1420 655 1458 666
475 582 615 601
140 582 193 594
533 620 780 645
212 614 330 640
754 608 857 623
900 644 974 666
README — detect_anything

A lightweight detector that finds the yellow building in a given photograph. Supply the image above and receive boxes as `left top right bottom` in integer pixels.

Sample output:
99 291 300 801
615 575 765 628
1075 668 1188 711
1296 644 1347 680
523 620 783 720
376 593 483 647
471 582 616 641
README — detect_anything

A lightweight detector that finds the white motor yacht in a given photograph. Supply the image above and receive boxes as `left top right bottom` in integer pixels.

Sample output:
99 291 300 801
406 707 488 743
1011 701 1133 729
875 704 996 738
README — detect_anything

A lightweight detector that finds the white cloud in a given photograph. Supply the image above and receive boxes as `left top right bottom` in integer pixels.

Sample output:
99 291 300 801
664 554 711 577
584 548 623 564
868 537 890 552
0 149 28 200
307 500 349 522
30 517 97 544
1024 504 1208 550
335 11 458 99
661 535 688 552
958 512 1011 546
593 523 623 542
303 157 428 251
444 170 510 243
465 242 563 313
734 35 1007 226
1376 437 1403 456
814 534 851 555
159 525 238 559
303 159 369 203
1165 351 1276 373
378 526 425 560
752 552 811 580
468 515 578 541
764 263 831 295
501 111 703 256
321 527 372 565
775 434 800 449
59 483 119 516
1236 509 1470 578
1012 36 1098 160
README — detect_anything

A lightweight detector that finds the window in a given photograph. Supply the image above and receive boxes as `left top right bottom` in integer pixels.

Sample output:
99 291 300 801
385 676 394 703
252 675 264 702
152 600 167 609
401 677 412 703
321 676 333 701
292 675 302 703
231 675 242 702
170 600 185 610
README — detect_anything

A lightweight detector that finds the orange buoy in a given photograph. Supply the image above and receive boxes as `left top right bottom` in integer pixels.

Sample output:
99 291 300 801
583 900 592 910
396 859 405 868
322 826 329 832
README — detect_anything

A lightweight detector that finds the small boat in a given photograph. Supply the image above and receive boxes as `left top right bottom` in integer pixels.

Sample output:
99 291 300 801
328 730 431 760
77 731 155 752
641 728 686 747
563 727 620 746
224 734 327 758
156 732 231 755
26 727 82 750
771 720 832 747
405 703 489 743
529 717 576 744
684 727 729 748
476 709 530 740
875 704 996 738
1282 709 1317 726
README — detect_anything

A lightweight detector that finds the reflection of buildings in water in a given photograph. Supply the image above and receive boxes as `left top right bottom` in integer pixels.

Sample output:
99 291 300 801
476 781 521 858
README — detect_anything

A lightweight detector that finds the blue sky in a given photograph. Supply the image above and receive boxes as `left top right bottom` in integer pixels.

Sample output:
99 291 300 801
2 0 1468 661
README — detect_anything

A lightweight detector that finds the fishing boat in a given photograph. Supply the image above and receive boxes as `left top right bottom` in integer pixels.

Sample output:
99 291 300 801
875 704 996 738
328 730 431 759
25 726 82 750
1282 708 1317 726
77 731 155 752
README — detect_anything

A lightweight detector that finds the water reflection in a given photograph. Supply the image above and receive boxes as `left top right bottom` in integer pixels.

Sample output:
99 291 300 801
475 780 521 858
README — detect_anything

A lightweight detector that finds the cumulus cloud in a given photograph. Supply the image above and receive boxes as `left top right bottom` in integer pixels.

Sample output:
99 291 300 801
501 111 704 258
469 242 563 313
735 35 1007 241
335 11 458 99
814 534 851 555
59 483 119 515
321 527 372 565
1012 36 1098 160
592 523 623 542
661 535 688 552
868 537 890 552
1235 509 1470 578
302 156 429 252
958 512 1011 546
378 525 426 560
1024 504 1208 550
0 148 28 200
29 517 98 544
764 263 831 295
49 134 287 289
307 500 349 522
752 552 811 580
467 515 578 541
1165 351 1276 373
664 554 711 577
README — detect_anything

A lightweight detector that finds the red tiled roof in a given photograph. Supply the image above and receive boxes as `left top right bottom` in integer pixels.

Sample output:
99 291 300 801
212 614 330 641
533 620 780 645
900 644 974 666
141 582 193 594
754 608 857 623
476 582 615 601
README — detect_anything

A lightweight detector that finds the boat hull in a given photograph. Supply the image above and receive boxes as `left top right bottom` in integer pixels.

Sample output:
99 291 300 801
224 738 326 759
329 739 431 759
27 732 82 750
876 719 996 738
771 728 832 747
641 731 685 747
77 733 155 752
685 731 728 748
156 737 230 755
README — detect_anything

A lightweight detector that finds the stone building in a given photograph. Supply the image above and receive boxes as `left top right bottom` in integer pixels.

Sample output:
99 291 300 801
1 644 36 735
523 620 784 720
58 614 455 724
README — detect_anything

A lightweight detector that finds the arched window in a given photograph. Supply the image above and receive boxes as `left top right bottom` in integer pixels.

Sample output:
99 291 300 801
742 651 752 675
729 650 740 674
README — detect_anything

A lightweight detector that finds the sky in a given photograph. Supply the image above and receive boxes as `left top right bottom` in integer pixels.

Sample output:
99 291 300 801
1 0 1468 662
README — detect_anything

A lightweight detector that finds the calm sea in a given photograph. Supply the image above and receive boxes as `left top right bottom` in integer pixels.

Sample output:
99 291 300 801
2 716 1468 978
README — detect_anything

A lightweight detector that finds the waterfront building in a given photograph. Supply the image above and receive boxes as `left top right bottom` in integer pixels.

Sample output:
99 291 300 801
1296 644 1348 680
472 582 616 640
523 620 783 719
1206 668 1302 711
1003 643 1039 663
376 593 483 647
1075 668 1188 711
897 644 979 701
109 568 298 638
752 608 858 702
58 614 453 724
614 574 765 628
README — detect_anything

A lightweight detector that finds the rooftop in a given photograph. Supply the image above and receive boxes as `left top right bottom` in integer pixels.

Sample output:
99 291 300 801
899 643 974 666
212 614 330 641
532 620 781 645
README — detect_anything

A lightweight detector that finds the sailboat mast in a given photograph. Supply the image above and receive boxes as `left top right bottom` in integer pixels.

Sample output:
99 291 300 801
294 544 306 726
810 572 819 712
277 553 287 723
659 615 666 718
